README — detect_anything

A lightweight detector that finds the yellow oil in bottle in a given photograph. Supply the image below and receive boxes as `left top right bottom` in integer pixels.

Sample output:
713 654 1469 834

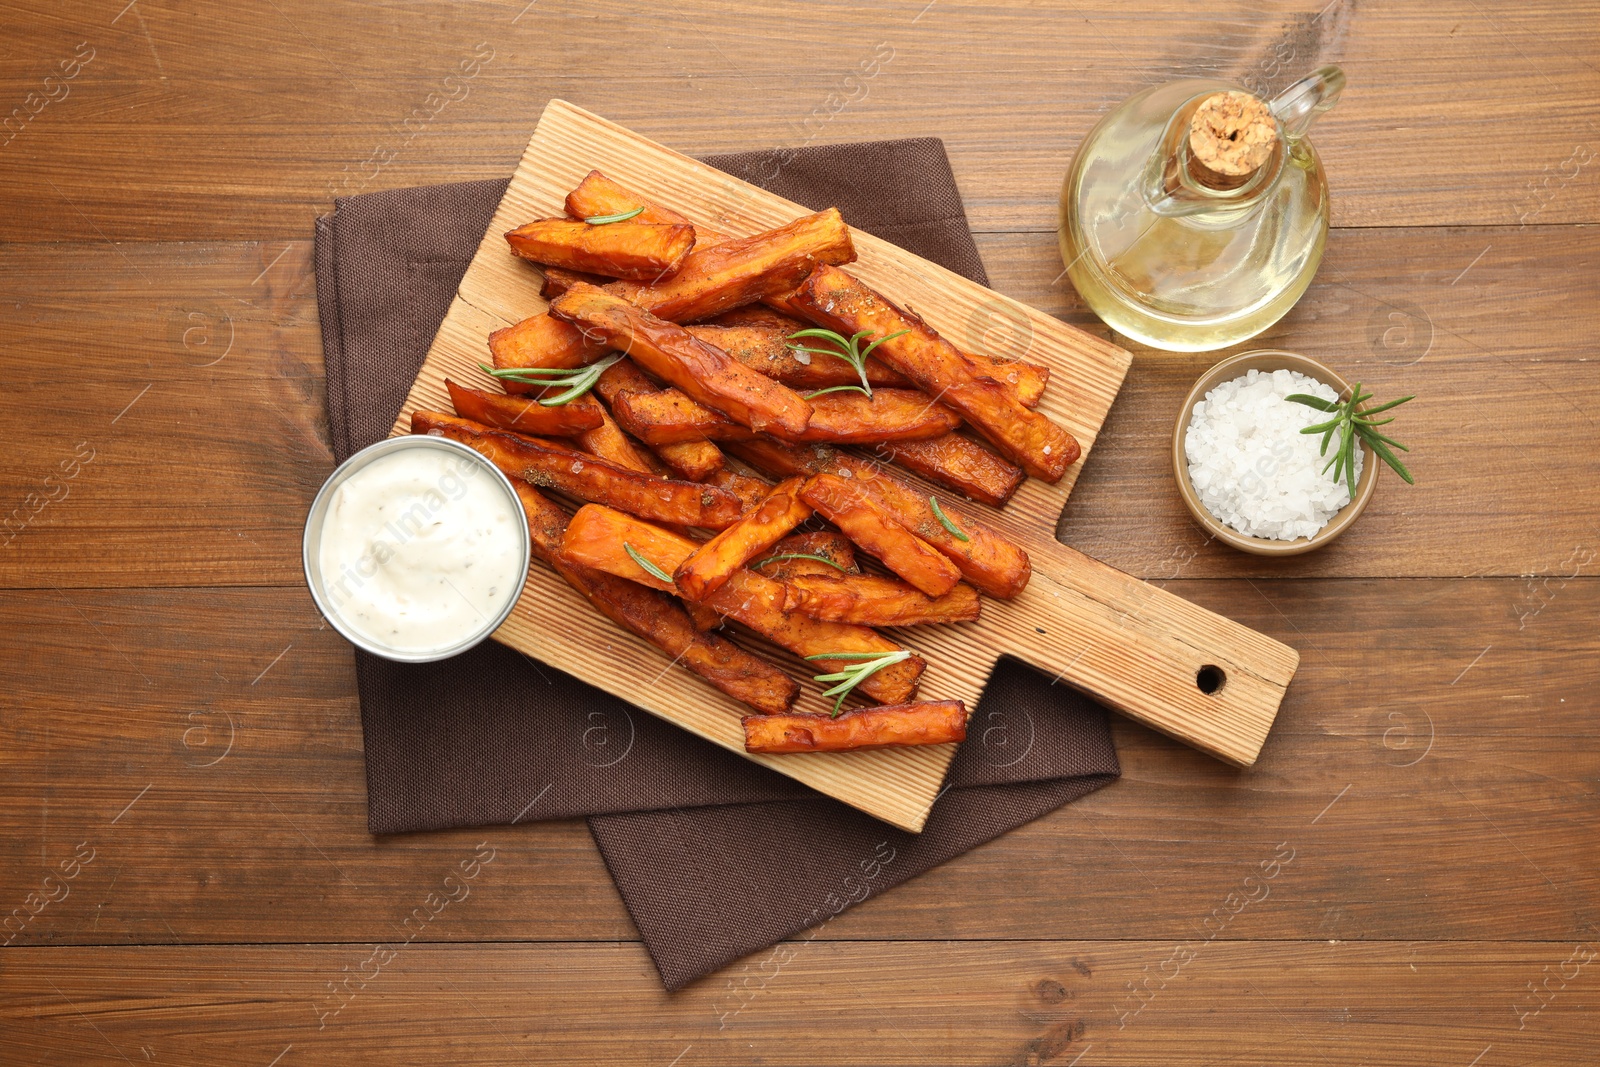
1059 68 1343 352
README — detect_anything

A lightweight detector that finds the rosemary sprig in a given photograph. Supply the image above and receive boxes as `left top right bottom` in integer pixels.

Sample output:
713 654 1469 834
928 496 969 542
583 207 644 225
1285 382 1415 491
478 353 623 406
788 327 909 398
624 543 673 584
751 552 847 572
804 650 914 716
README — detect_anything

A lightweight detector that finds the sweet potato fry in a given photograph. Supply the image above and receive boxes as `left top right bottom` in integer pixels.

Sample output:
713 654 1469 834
872 434 1026 509
560 506 922 704
609 368 1019 504
792 264 1077 480
510 480 795 713
550 282 814 439
444 379 605 437
592 358 726 480
687 323 911 390
704 466 772 510
783 575 981 626
611 385 960 447
800 473 962 597
559 504 691 593
970 354 1048 408
609 386 748 444
494 209 858 387
727 439 1031 598
574 204 854 330
560 174 1049 408
571 402 664 475
674 477 811 601
691 321 1048 408
565 170 703 232
651 438 724 481
563 408 715 625
489 313 608 386
410 410 743 528
742 701 967 753
505 218 696 282
704 304 805 330
540 265 609 300
750 531 858 579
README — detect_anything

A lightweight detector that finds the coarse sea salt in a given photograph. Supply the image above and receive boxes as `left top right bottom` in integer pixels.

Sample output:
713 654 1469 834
1184 368 1361 541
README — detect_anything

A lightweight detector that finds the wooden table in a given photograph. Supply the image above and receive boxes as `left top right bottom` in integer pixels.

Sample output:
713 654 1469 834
2 2 1595 1063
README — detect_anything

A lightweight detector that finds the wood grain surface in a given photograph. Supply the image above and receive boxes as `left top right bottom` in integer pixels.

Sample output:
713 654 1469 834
2 0 1596 1063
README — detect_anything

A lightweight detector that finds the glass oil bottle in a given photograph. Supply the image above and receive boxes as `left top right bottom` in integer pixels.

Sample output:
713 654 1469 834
1059 66 1345 351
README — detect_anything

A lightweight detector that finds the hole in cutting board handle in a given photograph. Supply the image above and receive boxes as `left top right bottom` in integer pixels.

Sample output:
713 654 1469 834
1196 665 1226 694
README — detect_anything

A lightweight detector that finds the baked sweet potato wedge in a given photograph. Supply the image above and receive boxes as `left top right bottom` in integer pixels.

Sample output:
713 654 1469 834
701 320 1049 408
593 358 726 480
651 438 724 481
559 504 694 593
544 203 850 336
540 265 610 300
792 264 1077 480
411 410 743 528
742 700 967 753
703 466 772 510
550 282 814 439
560 174 1048 409
495 209 858 389
571 402 664 476
444 379 605 437
705 304 806 331
783 575 981 626
565 170 702 232
609 386 749 444
750 531 859 579
489 312 608 384
969 354 1048 408
505 218 696 281
872 434 1026 509
560 505 923 704
687 323 912 391
728 439 1031 598
674 477 811 601
510 480 796 714
611 384 960 447
800 473 962 597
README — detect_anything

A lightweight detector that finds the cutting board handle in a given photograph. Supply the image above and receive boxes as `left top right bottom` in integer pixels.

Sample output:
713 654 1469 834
999 542 1299 766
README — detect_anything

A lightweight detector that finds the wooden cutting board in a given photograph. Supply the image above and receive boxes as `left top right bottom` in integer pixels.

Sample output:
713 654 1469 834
390 99 1300 833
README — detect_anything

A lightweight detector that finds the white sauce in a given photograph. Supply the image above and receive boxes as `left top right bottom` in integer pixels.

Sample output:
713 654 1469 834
318 447 523 654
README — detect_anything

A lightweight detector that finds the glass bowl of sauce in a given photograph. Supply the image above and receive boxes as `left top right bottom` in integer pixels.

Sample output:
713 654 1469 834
302 435 531 662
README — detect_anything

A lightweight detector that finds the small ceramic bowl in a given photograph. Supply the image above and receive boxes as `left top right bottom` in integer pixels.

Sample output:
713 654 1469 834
1171 349 1377 556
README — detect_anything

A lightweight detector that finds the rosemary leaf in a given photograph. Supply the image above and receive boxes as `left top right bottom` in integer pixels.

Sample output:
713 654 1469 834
928 495 970 542
1362 434 1415 484
805 384 872 399
786 326 906 400
1284 393 1338 412
478 354 622 406
1355 394 1416 416
802 649 913 715
752 552 847 572
624 543 673 584
583 207 645 225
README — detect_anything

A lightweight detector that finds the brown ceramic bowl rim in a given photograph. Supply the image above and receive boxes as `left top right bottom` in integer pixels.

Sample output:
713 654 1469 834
1171 349 1378 557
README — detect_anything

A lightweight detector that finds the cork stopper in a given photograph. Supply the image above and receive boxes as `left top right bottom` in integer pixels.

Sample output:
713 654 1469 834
1187 91 1277 190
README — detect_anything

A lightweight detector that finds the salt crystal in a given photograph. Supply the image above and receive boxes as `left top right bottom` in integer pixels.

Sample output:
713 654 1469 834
1183 368 1360 541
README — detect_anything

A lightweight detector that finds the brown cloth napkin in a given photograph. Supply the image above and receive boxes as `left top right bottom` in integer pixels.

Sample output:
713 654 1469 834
314 137 1121 991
